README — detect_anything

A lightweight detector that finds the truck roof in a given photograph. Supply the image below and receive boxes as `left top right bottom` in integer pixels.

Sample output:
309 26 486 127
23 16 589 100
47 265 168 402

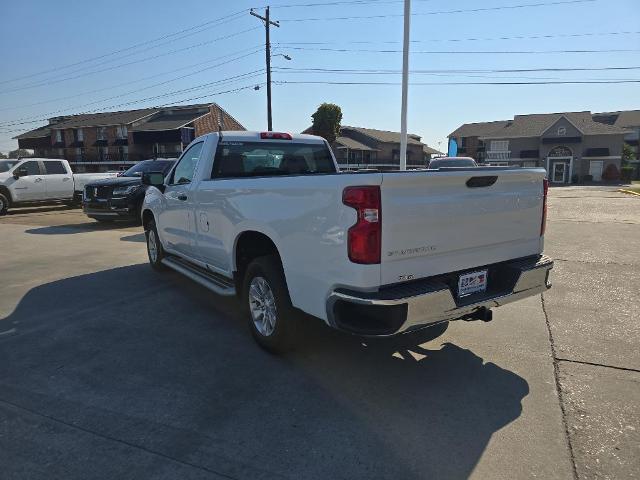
202 131 326 144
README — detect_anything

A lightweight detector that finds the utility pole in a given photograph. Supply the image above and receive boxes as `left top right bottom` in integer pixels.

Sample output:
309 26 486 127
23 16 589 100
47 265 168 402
399 0 411 170
250 7 279 131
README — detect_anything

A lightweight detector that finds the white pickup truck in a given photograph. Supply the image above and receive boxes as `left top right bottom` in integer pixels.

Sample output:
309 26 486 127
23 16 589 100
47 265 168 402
141 131 553 352
0 158 116 215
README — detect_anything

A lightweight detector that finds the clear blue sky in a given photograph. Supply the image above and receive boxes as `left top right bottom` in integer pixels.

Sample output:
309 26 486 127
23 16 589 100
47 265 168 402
0 0 638 154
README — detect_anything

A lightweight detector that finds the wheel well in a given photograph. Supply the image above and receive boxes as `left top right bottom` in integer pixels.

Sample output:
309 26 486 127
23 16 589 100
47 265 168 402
141 209 155 230
234 231 281 285
0 186 12 204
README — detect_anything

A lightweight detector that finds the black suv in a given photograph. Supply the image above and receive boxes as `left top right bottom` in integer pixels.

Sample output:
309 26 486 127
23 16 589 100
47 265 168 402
83 159 175 223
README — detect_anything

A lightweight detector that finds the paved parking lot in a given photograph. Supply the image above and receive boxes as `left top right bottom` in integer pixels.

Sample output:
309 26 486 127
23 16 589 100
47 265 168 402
0 188 638 479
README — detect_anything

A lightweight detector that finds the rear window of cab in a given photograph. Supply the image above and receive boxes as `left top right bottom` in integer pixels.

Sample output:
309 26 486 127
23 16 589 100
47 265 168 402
211 141 336 179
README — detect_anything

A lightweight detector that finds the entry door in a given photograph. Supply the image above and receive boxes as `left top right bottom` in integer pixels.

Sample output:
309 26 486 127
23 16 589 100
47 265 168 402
11 160 47 201
552 162 566 183
43 160 74 199
589 160 604 182
157 142 204 258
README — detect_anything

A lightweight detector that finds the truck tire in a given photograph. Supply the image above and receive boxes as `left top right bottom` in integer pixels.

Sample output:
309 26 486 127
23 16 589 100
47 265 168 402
145 219 167 271
243 255 297 353
0 192 8 216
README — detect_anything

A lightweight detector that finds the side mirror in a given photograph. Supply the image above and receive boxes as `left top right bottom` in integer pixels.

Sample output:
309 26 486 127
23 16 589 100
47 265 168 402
13 167 28 179
142 172 165 187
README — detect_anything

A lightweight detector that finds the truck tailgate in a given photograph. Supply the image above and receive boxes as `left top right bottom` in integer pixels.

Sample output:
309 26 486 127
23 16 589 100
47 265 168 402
380 168 545 286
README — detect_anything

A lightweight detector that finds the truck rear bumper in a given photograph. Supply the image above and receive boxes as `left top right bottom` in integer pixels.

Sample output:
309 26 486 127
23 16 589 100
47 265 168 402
326 255 553 336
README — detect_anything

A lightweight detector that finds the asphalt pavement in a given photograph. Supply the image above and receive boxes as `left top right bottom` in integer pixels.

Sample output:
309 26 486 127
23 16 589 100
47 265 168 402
0 188 637 480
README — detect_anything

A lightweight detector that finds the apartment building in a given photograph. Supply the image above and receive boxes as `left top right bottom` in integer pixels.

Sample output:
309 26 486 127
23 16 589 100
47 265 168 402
15 103 245 172
449 111 631 184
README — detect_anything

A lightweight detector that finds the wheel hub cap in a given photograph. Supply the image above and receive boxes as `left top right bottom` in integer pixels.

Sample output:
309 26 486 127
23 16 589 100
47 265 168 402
249 276 277 337
148 230 158 262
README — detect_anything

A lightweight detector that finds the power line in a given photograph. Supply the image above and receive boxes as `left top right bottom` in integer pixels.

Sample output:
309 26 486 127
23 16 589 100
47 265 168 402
0 45 263 113
280 0 597 22
1 70 266 128
0 9 249 85
273 65 640 74
276 30 640 45
0 50 263 126
281 46 640 54
275 79 640 85
0 26 261 95
8 82 265 138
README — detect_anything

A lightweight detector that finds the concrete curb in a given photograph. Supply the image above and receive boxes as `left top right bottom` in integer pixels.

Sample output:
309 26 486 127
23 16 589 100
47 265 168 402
618 189 640 197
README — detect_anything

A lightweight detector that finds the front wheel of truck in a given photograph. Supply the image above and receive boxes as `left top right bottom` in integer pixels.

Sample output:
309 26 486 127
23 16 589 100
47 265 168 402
145 219 167 271
243 255 297 353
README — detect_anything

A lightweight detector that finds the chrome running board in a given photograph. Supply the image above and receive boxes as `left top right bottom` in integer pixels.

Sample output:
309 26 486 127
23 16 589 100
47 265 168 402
162 256 236 296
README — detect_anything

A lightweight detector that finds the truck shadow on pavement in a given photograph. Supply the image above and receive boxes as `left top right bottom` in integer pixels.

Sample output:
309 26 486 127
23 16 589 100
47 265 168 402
0 264 529 480
25 222 139 235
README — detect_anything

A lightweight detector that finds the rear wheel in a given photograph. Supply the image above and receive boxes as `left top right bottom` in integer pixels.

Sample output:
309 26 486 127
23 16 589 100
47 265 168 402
145 219 166 271
0 192 9 216
243 256 297 353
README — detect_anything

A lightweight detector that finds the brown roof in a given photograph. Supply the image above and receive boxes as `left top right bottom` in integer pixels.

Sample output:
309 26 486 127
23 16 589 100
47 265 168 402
342 126 423 145
48 108 159 129
450 111 628 139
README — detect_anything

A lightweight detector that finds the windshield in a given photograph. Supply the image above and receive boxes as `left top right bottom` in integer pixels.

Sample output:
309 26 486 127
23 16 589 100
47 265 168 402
0 160 20 173
212 141 336 178
121 160 174 177
428 158 477 169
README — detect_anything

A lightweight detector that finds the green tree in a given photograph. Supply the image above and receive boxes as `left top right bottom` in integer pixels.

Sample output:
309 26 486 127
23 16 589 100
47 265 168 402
311 103 343 144
621 143 634 166
8 148 31 159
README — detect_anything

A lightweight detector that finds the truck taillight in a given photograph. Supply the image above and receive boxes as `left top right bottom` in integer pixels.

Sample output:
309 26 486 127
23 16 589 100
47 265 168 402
342 186 381 264
541 178 549 236
260 132 292 140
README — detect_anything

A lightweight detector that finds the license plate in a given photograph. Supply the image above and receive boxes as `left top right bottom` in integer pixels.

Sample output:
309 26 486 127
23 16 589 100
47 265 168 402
458 270 488 297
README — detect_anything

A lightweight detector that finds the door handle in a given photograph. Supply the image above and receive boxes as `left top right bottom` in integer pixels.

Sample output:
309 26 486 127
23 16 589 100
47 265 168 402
62 177 71 181
35 178 43 183
178 194 188 201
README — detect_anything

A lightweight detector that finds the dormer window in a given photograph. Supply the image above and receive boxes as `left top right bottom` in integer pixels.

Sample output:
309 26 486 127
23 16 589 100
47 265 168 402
557 127 566 136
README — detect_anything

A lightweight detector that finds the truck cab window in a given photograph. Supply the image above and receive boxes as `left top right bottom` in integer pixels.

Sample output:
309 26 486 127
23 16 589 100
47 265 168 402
169 142 203 185
19 161 41 176
43 161 67 175
212 141 336 179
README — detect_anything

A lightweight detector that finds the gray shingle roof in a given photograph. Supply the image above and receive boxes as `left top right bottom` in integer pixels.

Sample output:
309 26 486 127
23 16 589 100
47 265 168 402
130 111 207 132
593 110 640 129
47 108 160 129
341 126 423 145
334 136 375 151
13 124 51 140
423 145 444 155
450 111 628 139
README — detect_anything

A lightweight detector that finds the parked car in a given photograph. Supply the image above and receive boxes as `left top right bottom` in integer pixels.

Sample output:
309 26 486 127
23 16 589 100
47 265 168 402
428 157 478 169
0 158 116 215
82 159 175 223
141 131 553 352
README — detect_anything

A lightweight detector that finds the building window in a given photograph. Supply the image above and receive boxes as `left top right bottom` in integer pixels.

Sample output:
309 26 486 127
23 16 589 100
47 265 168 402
55 130 63 143
490 140 509 152
97 127 107 140
116 125 128 139
74 128 83 142
99 147 109 161
557 127 566 136
118 146 128 161
57 148 64 157
75 148 84 162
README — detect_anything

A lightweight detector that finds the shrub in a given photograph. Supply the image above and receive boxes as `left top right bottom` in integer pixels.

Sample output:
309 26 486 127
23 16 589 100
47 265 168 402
621 166 634 183
602 164 620 181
